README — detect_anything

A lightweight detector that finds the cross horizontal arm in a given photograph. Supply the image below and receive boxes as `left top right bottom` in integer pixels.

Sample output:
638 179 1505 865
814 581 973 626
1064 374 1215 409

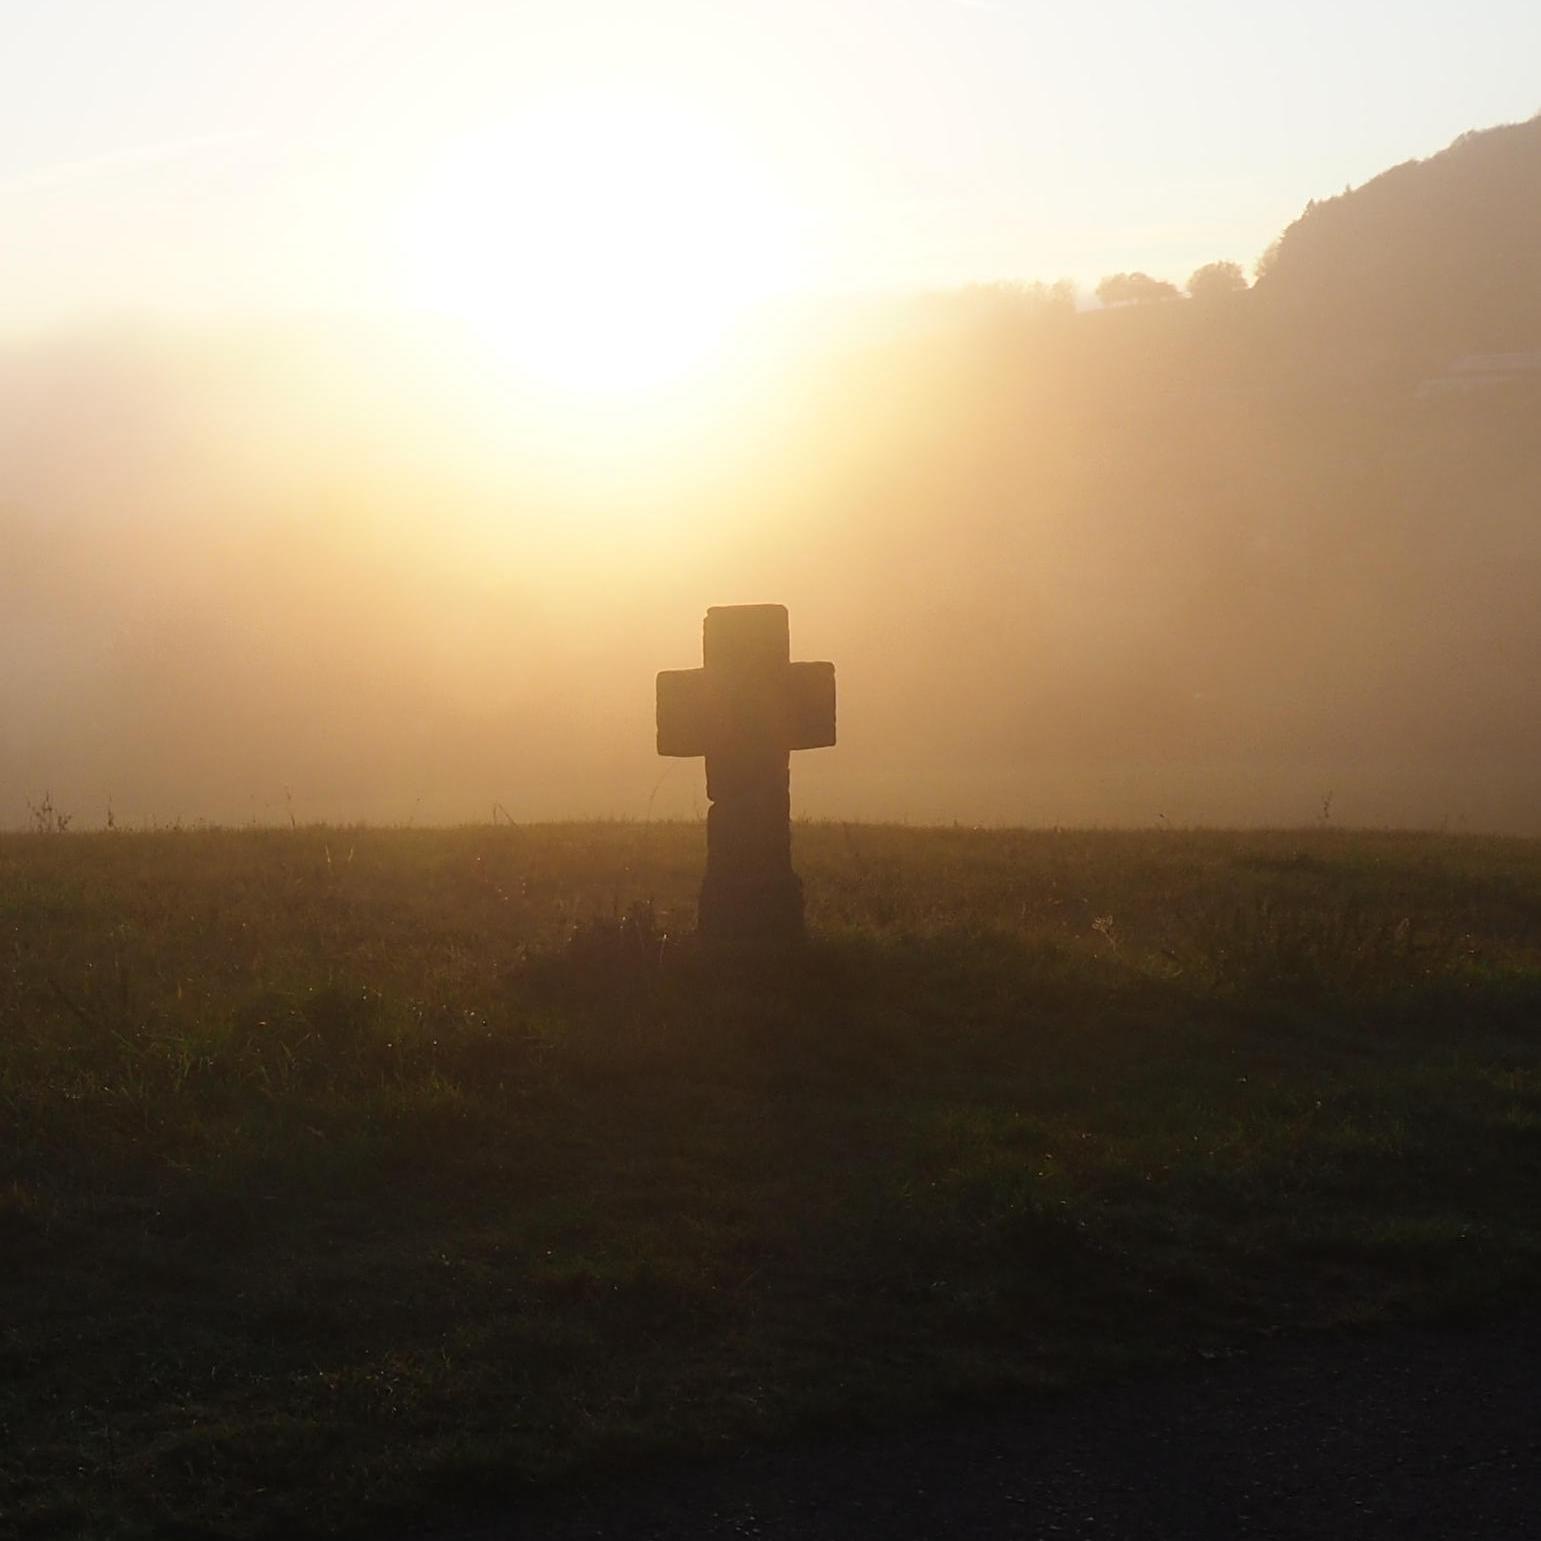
657 668 710 758
656 660 837 758
785 660 836 751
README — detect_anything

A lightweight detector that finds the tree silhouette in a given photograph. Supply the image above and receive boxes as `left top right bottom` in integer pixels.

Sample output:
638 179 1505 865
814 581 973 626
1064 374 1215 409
1187 260 1248 300
1095 272 1180 307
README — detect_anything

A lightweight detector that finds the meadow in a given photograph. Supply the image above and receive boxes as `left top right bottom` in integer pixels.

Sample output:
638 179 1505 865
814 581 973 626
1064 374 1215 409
3 822 1540 1538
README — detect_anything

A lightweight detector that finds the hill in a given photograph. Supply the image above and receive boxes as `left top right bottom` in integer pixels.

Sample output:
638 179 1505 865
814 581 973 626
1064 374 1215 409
1254 114 1541 366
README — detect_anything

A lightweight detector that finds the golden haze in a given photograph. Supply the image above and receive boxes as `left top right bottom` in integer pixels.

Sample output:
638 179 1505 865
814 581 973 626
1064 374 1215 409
4 118 1541 833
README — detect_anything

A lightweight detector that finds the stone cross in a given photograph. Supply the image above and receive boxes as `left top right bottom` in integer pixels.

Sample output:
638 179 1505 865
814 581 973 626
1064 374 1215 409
657 605 835 946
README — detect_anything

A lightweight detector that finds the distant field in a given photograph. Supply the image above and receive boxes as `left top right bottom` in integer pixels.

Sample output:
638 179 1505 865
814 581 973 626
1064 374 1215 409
4 824 1540 1539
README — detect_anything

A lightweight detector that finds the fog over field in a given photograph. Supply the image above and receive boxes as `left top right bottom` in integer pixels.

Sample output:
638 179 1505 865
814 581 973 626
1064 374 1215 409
5 118 1540 833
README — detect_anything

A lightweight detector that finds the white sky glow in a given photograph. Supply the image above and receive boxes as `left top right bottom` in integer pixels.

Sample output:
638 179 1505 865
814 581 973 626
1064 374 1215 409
2 0 1537 330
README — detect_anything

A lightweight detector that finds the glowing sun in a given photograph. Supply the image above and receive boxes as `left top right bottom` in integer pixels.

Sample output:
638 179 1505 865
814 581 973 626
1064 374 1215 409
405 94 801 392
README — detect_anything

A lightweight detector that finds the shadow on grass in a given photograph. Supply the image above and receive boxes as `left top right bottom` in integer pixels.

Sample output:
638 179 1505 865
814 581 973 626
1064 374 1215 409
8 865 1541 1541
512 903 1178 1054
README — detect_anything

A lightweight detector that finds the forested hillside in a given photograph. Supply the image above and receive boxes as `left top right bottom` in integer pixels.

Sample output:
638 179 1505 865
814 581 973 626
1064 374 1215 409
1255 114 1541 362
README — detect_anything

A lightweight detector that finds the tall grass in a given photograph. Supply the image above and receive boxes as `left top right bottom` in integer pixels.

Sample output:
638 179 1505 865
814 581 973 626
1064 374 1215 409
2 824 1539 1538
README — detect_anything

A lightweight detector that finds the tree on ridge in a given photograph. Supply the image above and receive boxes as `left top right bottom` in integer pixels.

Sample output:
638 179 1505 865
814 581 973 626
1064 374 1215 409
1095 272 1180 307
1187 260 1248 300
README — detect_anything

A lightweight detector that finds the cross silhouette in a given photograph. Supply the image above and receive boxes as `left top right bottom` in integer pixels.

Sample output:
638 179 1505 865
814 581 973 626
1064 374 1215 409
657 604 835 945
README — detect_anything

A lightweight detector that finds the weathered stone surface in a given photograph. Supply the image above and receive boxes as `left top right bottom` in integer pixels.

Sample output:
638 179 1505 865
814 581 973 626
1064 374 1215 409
657 605 835 947
656 669 710 758
786 660 836 751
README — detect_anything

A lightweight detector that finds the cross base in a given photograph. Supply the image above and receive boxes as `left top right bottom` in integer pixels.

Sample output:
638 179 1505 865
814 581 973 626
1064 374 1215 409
699 869 805 950
699 748 804 949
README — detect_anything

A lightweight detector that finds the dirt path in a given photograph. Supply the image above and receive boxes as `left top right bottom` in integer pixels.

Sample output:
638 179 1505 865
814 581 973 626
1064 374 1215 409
445 1318 1541 1539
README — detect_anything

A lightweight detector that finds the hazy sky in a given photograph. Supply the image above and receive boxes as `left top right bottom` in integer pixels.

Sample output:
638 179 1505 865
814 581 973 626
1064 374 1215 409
4 0 1538 325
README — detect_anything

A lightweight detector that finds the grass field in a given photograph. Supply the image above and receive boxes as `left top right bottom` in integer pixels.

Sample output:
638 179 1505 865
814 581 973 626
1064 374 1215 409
4 822 1541 1539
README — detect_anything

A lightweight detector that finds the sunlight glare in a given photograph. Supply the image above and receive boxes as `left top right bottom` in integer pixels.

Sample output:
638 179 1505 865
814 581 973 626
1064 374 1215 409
405 95 802 392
